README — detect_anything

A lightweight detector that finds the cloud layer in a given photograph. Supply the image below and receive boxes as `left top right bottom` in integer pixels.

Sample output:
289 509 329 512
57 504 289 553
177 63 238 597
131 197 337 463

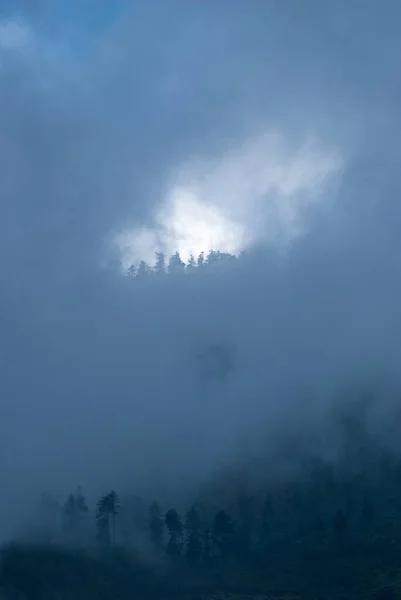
117 131 341 267
0 1 401 541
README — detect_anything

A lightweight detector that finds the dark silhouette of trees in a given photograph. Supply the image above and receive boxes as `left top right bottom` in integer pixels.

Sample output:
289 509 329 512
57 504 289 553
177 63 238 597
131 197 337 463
136 260 151 279
213 510 235 558
7 449 401 599
187 254 196 272
11 400 401 599
154 252 166 275
165 508 183 556
206 249 219 265
127 264 136 278
96 491 120 547
213 509 235 538
168 251 185 273
126 248 239 280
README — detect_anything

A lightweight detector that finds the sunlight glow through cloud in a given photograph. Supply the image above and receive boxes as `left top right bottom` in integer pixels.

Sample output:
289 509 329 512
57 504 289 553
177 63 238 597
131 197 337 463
116 130 342 269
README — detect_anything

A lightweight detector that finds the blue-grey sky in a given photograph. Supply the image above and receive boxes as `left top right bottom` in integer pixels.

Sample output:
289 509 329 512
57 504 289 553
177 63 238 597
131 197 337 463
1 0 401 540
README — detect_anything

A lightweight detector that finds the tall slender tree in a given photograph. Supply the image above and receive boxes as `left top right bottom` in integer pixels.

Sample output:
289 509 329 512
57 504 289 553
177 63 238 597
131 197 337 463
165 508 183 556
154 252 166 275
187 254 196 272
96 490 120 547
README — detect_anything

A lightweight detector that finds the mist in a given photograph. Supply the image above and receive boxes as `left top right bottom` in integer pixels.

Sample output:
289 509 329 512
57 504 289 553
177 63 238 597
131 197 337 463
1 0 401 540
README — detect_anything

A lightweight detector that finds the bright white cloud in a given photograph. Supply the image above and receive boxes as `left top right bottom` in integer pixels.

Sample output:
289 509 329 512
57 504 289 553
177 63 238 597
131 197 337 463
117 130 342 269
155 188 247 262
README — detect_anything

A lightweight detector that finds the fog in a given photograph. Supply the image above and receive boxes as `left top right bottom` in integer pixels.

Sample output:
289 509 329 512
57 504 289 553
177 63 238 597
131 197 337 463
0 0 401 539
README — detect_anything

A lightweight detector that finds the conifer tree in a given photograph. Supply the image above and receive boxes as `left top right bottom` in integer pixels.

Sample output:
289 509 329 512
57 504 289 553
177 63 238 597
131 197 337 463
154 252 166 275
168 251 185 274
213 509 235 557
165 508 183 556
187 254 196 272
96 490 120 547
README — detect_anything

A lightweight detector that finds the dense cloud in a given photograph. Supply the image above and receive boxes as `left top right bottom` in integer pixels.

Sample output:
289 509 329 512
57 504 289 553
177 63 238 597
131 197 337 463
0 0 401 540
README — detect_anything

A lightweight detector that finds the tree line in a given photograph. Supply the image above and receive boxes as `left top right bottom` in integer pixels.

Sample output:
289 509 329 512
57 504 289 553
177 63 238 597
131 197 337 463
48 449 401 572
5 448 401 599
127 249 238 278
60 486 240 564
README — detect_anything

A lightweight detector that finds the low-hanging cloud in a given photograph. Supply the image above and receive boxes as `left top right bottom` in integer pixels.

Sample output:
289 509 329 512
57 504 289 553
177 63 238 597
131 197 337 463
116 131 341 268
0 0 401 541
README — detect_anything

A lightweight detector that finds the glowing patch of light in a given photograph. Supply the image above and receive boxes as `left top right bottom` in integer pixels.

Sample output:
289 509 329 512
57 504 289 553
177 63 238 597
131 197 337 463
116 130 342 270
156 188 248 263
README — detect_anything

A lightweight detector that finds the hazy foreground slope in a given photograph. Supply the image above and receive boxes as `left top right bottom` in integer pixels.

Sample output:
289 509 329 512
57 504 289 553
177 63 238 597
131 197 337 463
2 426 401 600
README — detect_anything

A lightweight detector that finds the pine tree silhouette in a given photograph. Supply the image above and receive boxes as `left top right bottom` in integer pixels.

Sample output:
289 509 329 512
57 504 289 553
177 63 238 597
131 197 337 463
165 508 183 556
96 491 120 547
